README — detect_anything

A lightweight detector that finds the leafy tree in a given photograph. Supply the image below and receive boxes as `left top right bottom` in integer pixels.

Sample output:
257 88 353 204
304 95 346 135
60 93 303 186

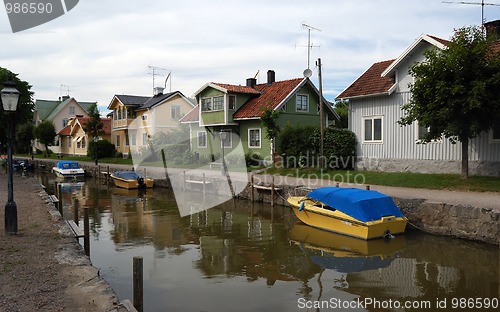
0 67 34 153
15 123 34 154
333 100 348 129
399 26 500 179
33 120 56 157
82 103 104 138
260 108 280 157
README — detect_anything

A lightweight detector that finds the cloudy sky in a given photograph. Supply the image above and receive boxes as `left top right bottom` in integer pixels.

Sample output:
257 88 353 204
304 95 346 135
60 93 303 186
1 0 497 113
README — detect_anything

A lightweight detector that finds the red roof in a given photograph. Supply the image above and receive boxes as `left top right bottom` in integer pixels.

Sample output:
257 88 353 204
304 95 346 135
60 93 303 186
58 125 71 136
428 35 451 46
180 105 199 123
211 83 262 95
233 78 304 119
336 59 396 99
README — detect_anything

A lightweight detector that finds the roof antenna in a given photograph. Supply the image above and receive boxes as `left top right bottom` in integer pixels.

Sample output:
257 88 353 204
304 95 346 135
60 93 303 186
164 71 172 93
442 0 500 29
301 23 321 70
60 84 74 97
148 65 168 93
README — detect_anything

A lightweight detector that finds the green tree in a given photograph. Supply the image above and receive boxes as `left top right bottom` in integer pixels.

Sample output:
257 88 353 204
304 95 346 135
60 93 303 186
15 123 34 154
82 103 104 138
333 100 348 128
33 120 56 157
260 108 280 157
0 68 34 153
399 26 500 179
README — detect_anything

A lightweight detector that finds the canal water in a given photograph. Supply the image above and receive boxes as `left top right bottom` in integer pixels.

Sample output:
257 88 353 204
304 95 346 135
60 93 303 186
36 173 499 312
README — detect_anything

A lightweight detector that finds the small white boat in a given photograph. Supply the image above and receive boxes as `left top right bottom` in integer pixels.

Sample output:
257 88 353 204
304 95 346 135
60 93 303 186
52 161 85 179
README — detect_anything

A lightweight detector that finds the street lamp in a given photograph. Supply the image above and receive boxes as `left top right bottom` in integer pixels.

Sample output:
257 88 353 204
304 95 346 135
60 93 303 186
219 130 227 176
1 79 20 234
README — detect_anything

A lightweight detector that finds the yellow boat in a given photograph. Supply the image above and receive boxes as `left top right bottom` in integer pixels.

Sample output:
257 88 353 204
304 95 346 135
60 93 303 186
110 171 154 189
287 187 407 240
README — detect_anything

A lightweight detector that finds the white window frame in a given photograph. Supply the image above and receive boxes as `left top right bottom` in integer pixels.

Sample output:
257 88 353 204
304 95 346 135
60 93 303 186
69 106 75 114
125 134 129 147
362 116 383 143
296 94 309 112
116 135 121 147
197 131 207 148
414 121 442 143
228 95 236 110
142 133 149 146
131 134 137 146
141 114 148 121
220 130 232 148
248 128 261 148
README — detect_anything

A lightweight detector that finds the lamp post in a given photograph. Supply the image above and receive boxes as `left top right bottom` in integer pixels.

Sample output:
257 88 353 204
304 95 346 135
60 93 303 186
1 79 20 234
93 136 99 166
219 130 227 176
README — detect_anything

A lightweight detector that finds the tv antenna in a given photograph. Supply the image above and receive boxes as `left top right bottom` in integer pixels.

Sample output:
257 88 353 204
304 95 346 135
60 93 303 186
300 23 321 70
148 65 169 92
60 84 75 97
443 1 500 27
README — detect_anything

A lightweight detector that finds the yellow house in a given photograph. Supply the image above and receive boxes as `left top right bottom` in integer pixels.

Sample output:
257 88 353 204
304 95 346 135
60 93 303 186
33 95 97 154
57 116 112 156
107 88 195 156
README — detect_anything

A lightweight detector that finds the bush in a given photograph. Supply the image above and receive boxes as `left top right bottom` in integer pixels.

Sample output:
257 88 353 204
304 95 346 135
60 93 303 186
245 152 263 168
88 140 116 159
279 125 356 169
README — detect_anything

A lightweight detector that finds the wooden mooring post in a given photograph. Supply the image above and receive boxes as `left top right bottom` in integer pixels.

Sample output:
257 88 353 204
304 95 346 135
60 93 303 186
271 175 275 207
57 183 63 216
83 207 90 257
250 174 254 202
73 197 79 224
366 185 371 190
133 256 144 312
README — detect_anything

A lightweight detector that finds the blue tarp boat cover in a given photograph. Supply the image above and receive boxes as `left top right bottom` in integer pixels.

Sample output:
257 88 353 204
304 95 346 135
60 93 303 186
113 171 142 180
306 187 404 222
56 161 81 169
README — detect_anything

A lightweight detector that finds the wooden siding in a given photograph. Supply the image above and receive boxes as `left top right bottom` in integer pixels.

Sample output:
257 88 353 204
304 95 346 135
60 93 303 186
349 91 500 162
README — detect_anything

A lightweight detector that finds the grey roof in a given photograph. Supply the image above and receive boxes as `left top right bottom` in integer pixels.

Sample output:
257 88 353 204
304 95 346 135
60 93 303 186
137 92 179 110
114 95 150 106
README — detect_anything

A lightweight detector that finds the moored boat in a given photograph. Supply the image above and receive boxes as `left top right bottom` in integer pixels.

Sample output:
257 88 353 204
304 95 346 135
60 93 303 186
110 171 154 189
287 187 407 240
52 160 85 178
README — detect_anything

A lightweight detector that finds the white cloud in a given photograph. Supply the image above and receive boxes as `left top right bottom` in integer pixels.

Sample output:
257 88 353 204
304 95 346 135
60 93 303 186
0 0 491 112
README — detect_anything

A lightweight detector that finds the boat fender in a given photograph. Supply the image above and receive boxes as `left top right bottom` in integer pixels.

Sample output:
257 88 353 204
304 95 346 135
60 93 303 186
384 230 395 239
299 202 305 211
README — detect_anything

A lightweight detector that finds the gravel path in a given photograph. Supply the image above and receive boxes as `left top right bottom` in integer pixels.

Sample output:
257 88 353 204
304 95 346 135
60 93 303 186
0 171 131 312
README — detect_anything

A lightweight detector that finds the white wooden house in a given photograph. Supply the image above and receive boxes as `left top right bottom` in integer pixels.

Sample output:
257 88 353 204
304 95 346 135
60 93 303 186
337 34 500 176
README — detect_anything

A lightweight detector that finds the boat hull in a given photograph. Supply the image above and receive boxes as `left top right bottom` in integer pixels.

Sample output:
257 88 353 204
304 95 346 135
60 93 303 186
52 168 85 179
111 175 154 189
288 197 407 240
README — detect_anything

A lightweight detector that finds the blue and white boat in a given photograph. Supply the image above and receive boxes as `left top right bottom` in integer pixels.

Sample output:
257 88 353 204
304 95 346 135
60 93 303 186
52 161 85 178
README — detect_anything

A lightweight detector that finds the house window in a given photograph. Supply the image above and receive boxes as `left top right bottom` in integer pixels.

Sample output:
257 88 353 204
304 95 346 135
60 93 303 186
221 130 232 148
296 94 309 112
131 134 137 146
228 95 236 110
68 137 72 148
69 106 75 114
363 116 383 142
116 135 121 147
201 98 212 112
77 139 81 149
213 96 224 111
197 131 207 148
125 134 129 147
81 137 86 149
248 128 261 148
142 133 148 146
417 123 429 141
141 114 148 121
62 118 68 127
171 105 181 120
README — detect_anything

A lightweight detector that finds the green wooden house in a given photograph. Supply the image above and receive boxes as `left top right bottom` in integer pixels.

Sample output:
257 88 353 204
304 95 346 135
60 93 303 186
181 70 339 164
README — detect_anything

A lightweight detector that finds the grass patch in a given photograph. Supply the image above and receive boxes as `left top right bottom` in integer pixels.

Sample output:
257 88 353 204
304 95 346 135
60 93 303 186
264 167 500 192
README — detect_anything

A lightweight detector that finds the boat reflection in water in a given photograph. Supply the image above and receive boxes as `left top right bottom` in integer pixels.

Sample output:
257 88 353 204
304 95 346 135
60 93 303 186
289 223 405 289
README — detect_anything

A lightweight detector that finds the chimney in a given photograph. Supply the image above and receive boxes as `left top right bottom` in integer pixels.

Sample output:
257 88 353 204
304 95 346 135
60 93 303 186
246 78 257 87
267 70 275 84
62 95 70 101
154 86 164 96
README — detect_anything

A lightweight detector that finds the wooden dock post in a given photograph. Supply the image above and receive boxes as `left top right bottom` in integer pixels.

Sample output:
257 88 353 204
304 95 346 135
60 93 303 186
57 183 63 216
271 175 275 207
73 197 79 224
83 207 90 257
133 256 144 312
250 174 254 202
107 166 110 182
98 165 101 179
